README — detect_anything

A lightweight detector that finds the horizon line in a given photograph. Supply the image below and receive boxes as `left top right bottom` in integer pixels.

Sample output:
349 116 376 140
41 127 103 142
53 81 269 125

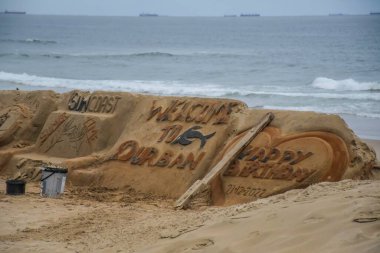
1 12 376 17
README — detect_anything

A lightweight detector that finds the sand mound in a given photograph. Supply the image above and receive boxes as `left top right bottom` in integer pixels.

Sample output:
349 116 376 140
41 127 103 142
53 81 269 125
0 90 377 206
139 180 380 253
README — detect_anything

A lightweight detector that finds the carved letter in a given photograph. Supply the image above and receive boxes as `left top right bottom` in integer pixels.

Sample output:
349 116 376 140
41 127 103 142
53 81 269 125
111 96 121 113
130 147 158 166
212 102 239 125
96 96 109 113
117 140 138 161
223 160 241 176
147 100 162 121
168 153 185 168
105 96 114 113
68 92 80 110
173 101 190 121
248 147 266 162
177 152 206 170
157 125 183 143
154 151 174 167
290 151 313 165
268 147 281 161
186 103 203 122
278 150 296 164
77 95 90 112
87 96 98 112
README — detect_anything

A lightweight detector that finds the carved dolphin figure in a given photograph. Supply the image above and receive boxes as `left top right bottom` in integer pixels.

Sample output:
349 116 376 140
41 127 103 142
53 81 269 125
172 126 216 149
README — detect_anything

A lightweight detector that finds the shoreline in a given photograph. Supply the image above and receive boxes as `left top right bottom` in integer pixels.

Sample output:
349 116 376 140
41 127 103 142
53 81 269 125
363 139 380 160
340 114 380 141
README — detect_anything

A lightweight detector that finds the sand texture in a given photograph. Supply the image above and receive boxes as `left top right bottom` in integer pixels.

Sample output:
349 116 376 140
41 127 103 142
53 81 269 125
0 179 379 253
0 89 379 252
0 90 377 207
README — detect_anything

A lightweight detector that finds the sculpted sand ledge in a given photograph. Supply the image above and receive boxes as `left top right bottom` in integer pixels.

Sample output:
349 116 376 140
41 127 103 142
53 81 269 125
0 90 376 206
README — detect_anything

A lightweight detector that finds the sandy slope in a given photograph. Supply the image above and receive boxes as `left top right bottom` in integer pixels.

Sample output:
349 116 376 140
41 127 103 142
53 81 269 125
1 179 379 253
139 180 380 253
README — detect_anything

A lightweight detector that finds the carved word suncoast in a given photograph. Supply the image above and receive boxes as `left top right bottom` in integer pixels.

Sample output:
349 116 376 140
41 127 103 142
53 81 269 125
223 146 315 182
158 124 216 149
114 140 205 170
148 100 240 125
68 92 121 113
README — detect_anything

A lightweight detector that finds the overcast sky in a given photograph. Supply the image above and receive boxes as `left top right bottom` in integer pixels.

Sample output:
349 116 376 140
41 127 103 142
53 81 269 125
1 0 379 16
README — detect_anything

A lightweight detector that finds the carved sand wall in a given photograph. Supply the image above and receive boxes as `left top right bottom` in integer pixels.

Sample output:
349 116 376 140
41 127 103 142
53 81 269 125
0 90 376 205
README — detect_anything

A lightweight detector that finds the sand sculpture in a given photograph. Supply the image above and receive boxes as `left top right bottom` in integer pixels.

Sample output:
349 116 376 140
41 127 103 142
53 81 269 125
0 90 376 206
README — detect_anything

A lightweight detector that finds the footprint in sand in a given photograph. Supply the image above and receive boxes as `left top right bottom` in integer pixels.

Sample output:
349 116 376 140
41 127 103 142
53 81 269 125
303 216 325 224
191 239 214 250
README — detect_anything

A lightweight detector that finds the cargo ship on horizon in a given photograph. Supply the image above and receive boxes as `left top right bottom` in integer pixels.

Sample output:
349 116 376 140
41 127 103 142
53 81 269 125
139 13 158 17
240 13 260 17
3 10 26 14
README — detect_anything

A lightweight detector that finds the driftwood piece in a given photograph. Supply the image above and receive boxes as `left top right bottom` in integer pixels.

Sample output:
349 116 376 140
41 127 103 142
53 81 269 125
175 112 274 209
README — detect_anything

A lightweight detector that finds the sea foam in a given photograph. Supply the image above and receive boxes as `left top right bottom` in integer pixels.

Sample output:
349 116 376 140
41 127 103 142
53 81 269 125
1 71 379 101
1 71 379 119
0 71 234 96
312 77 380 91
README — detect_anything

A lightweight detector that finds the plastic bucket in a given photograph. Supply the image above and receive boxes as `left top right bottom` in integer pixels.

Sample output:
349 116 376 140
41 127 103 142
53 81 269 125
6 179 26 195
41 166 68 197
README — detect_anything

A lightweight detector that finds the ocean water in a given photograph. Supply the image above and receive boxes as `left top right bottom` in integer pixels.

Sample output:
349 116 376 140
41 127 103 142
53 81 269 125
0 15 379 137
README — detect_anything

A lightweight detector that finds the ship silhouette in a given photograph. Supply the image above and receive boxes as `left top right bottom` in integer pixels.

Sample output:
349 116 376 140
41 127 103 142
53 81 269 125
4 10 26 14
139 13 158 17
240 13 260 17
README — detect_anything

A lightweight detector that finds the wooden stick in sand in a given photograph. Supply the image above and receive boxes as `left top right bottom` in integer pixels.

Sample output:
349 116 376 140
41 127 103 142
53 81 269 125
175 112 274 209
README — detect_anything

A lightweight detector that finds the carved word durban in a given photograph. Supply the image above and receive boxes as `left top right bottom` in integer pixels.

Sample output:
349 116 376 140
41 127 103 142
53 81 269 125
114 140 205 170
148 100 241 125
224 146 315 182
68 92 121 113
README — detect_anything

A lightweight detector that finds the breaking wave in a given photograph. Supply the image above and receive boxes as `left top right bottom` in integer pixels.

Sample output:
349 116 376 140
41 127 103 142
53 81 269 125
0 51 255 59
130 52 175 57
1 71 380 101
0 52 176 59
24 38 57 44
311 77 380 91
0 38 57 44
1 71 379 119
261 105 380 119
0 71 233 96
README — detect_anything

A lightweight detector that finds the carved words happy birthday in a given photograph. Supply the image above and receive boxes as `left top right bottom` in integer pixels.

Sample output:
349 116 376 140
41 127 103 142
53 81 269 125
223 146 315 182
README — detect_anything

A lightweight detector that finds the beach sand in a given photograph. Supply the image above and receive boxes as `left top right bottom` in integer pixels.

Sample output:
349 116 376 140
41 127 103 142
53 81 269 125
0 89 379 252
1 177 379 253
0 138 379 253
